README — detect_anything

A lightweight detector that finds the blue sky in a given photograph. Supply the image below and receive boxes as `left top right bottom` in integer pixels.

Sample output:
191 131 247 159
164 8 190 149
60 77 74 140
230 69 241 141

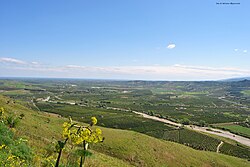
0 0 249 80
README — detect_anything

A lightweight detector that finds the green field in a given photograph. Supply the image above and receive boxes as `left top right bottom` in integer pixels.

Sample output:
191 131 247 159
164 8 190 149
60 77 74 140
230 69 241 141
241 90 250 96
216 124 250 138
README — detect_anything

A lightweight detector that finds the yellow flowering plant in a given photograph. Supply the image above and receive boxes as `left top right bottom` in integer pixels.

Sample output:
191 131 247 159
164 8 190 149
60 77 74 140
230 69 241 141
91 116 97 126
0 107 32 166
55 116 104 167
0 107 5 122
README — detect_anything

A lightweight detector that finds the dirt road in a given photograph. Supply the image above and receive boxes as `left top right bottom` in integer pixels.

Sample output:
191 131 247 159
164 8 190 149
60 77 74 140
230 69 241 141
216 141 224 153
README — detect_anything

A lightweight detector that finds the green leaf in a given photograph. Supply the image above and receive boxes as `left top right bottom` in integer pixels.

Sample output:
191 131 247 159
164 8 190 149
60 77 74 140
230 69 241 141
75 149 93 157
58 141 65 149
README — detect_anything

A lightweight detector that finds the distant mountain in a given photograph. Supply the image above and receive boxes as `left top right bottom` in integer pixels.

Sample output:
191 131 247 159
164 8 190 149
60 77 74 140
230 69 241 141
220 77 250 82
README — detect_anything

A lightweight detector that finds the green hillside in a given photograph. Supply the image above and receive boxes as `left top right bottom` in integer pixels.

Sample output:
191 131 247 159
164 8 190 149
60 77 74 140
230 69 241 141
0 95 249 167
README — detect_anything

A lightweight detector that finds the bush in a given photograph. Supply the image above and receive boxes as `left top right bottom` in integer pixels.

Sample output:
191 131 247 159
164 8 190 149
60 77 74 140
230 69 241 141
6 115 20 128
0 107 32 166
0 123 32 166
180 118 190 125
198 120 206 127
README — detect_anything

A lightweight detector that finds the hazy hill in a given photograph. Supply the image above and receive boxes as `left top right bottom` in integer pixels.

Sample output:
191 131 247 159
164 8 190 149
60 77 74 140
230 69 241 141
221 77 250 82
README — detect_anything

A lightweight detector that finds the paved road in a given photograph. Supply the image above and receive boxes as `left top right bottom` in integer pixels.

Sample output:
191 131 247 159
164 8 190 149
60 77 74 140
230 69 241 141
133 111 182 127
186 125 250 147
44 100 250 148
133 111 250 147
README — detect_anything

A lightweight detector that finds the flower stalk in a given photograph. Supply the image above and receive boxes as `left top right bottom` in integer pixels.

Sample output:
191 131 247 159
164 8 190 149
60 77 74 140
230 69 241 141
55 117 104 167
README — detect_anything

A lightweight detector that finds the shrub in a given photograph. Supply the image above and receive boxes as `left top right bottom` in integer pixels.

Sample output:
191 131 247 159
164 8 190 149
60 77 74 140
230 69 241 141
0 107 32 166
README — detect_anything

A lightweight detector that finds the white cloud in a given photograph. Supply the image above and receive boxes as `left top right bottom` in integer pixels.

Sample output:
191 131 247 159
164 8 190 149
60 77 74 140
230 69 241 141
243 50 247 53
167 44 176 49
234 49 238 52
66 65 86 69
1 57 249 80
1 63 249 81
172 64 250 74
0 57 26 64
31 61 39 65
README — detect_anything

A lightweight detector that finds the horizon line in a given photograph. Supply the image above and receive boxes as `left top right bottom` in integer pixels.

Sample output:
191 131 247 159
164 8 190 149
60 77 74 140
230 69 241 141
0 76 249 82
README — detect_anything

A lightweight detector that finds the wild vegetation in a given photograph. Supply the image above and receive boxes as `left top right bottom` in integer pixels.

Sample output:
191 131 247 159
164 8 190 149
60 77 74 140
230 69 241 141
0 107 32 166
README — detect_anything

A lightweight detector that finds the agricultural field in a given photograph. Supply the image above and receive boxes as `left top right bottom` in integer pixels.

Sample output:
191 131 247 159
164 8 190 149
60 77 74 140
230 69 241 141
1 78 250 161
214 123 250 138
241 90 250 96
1 79 250 125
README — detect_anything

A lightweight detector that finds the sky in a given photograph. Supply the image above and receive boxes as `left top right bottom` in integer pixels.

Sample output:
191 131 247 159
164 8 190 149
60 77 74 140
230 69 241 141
0 0 249 80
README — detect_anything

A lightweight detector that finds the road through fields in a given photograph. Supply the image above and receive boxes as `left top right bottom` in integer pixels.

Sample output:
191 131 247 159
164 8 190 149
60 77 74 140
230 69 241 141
133 111 250 147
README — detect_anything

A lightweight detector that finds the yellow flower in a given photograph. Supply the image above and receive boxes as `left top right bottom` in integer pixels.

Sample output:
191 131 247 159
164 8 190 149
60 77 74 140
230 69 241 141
71 132 83 145
60 117 104 151
62 122 71 128
62 122 71 139
91 117 97 125
7 155 16 160
95 128 102 135
62 129 70 139
62 116 77 138
0 107 4 119
0 107 4 113
10 128 16 133
69 116 73 124
0 144 6 150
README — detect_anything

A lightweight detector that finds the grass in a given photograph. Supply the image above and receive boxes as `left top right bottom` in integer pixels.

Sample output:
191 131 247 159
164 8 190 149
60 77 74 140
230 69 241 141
241 90 250 96
215 124 250 138
0 95 250 166
0 123 33 166
93 128 250 167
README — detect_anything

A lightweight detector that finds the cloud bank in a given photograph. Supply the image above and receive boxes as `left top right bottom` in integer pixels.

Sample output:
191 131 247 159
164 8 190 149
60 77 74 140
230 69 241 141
0 57 26 64
1 57 249 80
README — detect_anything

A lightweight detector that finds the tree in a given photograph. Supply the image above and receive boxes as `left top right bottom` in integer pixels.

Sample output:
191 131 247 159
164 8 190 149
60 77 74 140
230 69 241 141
181 118 190 125
198 120 206 127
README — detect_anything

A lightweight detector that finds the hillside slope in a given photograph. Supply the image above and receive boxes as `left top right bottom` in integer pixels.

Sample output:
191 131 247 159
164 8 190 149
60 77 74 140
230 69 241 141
0 95 249 167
